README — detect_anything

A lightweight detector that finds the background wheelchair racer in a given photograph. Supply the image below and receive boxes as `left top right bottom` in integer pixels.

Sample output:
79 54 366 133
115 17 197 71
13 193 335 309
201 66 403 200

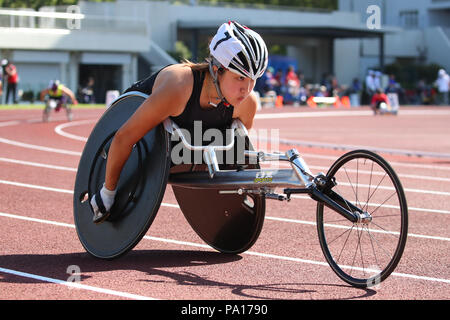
40 80 78 122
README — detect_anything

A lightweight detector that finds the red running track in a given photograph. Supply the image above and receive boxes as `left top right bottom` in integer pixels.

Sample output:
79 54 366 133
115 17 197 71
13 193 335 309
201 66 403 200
0 106 449 300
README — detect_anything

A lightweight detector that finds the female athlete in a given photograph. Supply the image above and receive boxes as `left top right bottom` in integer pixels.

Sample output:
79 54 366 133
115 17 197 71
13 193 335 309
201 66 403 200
90 21 268 223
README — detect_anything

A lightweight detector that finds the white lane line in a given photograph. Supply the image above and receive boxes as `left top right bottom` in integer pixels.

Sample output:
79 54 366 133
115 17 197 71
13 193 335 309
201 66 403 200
277 139 450 159
289 194 450 215
338 182 450 197
264 162 450 196
255 109 450 120
162 203 450 242
264 216 450 242
54 119 95 142
51 115 450 173
3 119 450 172
0 179 73 194
0 211 76 228
0 157 77 172
6 152 450 186
302 153 450 172
274 161 450 183
0 137 81 156
1 211 449 285
0 121 21 127
1 154 449 198
1 178 450 238
0 117 96 155
0 267 156 300
0 159 450 196
255 110 371 119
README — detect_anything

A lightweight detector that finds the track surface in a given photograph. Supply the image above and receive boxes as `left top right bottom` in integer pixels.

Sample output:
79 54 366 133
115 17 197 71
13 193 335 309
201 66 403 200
0 106 449 301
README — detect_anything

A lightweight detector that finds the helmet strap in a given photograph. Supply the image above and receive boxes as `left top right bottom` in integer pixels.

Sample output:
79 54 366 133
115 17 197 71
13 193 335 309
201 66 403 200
207 57 230 107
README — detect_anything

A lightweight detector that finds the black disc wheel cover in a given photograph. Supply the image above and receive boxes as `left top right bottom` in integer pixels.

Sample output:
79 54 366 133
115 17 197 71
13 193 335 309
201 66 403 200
73 92 171 259
170 135 266 254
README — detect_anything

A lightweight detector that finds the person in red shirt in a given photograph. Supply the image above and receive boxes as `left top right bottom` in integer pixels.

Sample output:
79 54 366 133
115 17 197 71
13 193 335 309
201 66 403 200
2 59 19 104
284 66 301 105
285 65 300 87
371 88 390 115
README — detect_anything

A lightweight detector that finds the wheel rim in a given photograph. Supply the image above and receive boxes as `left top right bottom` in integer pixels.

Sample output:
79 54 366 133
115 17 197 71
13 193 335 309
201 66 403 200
317 150 408 287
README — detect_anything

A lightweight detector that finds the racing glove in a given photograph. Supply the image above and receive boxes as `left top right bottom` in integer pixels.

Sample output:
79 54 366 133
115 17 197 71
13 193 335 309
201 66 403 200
90 183 117 224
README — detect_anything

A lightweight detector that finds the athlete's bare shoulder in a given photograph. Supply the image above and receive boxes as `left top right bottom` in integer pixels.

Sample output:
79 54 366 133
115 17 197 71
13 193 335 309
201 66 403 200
152 64 193 95
145 64 194 117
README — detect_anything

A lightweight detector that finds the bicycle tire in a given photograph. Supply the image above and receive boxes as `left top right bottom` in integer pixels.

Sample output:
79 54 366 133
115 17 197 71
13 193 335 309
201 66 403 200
316 149 408 288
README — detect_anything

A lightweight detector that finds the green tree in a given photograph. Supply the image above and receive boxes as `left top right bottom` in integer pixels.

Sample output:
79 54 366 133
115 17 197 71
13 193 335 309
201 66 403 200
168 41 192 62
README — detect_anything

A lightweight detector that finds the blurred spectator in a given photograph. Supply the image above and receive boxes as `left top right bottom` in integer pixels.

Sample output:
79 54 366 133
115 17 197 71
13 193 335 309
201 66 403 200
284 65 301 104
349 78 362 106
374 71 382 91
318 85 327 97
416 79 435 105
80 76 96 103
311 84 326 97
320 73 330 96
416 79 426 104
435 69 450 105
298 71 305 86
273 69 283 95
330 75 340 96
365 70 376 99
285 66 300 87
385 74 400 94
350 78 362 93
255 67 276 97
1 59 19 104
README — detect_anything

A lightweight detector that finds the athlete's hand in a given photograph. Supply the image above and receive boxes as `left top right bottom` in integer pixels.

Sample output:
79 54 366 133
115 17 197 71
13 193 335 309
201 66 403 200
90 183 116 224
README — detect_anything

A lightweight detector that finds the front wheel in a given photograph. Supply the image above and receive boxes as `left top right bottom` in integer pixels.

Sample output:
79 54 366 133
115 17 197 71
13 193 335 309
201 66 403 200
316 150 408 288
42 106 50 122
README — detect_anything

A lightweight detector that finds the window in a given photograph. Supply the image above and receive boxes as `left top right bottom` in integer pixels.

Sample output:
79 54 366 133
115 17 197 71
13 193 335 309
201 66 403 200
399 10 419 28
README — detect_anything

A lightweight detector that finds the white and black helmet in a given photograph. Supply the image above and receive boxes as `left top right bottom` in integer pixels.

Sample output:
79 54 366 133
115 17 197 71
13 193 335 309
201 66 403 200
209 21 268 81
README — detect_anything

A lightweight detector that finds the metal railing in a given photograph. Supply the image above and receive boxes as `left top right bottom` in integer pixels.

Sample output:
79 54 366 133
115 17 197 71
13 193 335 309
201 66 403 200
0 7 149 34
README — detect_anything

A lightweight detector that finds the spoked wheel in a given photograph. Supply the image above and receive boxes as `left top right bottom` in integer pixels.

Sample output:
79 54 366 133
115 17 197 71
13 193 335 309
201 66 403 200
316 150 408 288
66 105 73 121
42 107 50 122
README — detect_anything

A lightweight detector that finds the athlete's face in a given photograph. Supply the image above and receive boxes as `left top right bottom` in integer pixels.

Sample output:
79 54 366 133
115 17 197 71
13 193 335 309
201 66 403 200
218 69 255 106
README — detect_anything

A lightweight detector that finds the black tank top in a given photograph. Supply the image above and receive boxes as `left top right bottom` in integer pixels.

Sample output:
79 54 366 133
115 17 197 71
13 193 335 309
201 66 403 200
124 66 235 135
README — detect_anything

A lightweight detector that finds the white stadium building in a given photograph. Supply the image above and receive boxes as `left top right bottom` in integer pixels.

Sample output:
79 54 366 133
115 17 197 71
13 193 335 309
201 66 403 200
0 0 448 103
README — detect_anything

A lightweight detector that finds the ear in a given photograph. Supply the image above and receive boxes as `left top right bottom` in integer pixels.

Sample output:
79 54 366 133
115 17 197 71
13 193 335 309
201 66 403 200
212 64 225 75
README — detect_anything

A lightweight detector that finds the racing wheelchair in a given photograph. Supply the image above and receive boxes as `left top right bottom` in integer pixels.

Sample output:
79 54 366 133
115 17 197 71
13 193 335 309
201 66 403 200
74 92 408 288
43 97 73 122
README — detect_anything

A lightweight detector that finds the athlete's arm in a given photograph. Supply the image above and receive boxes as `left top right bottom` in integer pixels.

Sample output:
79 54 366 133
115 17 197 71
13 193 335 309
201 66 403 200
40 89 49 101
234 91 258 130
104 65 193 191
61 86 78 105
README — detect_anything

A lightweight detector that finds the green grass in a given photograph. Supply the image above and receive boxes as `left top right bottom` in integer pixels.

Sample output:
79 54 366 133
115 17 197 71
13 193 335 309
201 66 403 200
0 103 106 110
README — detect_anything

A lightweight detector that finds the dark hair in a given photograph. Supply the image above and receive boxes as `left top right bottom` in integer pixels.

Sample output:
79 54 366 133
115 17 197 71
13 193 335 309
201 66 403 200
181 59 209 72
